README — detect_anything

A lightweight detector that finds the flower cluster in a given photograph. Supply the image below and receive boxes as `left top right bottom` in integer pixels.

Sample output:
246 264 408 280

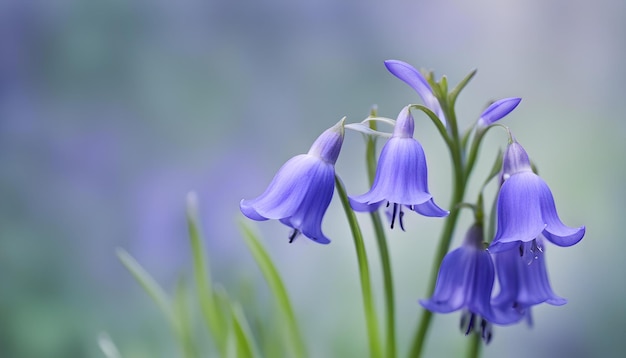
240 59 584 348
240 61 455 242
420 132 585 343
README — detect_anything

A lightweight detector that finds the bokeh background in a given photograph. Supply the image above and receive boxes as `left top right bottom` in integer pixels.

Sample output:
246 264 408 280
1 0 624 357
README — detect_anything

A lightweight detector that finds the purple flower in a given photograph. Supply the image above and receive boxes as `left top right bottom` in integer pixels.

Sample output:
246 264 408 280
492 238 566 321
420 225 522 343
240 119 345 244
489 142 585 253
349 106 447 230
476 97 522 128
384 60 446 127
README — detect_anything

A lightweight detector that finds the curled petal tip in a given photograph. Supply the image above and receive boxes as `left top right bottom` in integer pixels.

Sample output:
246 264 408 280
543 225 585 247
239 199 269 221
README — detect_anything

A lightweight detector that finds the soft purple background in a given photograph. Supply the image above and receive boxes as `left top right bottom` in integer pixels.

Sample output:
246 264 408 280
1 0 623 357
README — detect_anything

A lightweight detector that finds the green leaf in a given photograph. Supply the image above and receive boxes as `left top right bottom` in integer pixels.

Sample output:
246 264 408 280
410 104 452 146
334 175 383 358
239 222 307 358
116 248 174 324
439 75 449 97
482 149 503 188
449 69 477 107
117 248 192 357
231 302 261 358
186 192 226 353
173 278 198 358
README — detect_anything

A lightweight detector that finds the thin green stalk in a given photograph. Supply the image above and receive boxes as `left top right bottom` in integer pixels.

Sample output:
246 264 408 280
335 175 382 358
186 193 226 354
408 141 467 357
407 182 464 357
239 222 307 358
174 278 198 358
466 333 482 358
230 301 262 358
371 213 395 358
366 132 396 358
116 248 190 357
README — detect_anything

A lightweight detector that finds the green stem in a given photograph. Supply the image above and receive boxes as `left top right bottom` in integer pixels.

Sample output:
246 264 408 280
371 211 395 358
466 333 482 358
239 223 308 358
408 126 467 357
186 193 226 354
366 127 396 358
407 180 465 357
335 175 382 358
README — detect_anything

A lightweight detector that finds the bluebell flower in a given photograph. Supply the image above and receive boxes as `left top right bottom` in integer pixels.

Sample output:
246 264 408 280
476 97 521 128
349 106 448 230
384 60 446 127
489 142 585 253
492 237 566 322
420 225 522 343
240 119 344 244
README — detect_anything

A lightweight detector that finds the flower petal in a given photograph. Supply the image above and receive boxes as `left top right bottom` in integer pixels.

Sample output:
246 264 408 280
477 97 521 127
239 199 269 221
240 155 318 220
307 117 345 164
420 247 474 313
492 241 567 311
384 59 446 126
490 172 547 252
348 196 384 212
281 162 335 244
412 198 449 217
367 137 432 205
538 180 585 246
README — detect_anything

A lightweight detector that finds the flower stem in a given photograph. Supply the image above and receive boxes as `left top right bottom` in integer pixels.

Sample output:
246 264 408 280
371 211 396 358
408 125 467 357
335 175 383 358
407 182 464 357
365 125 396 358
467 333 482 358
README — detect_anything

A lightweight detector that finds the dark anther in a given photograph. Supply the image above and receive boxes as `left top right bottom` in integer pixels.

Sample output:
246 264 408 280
519 243 524 257
288 229 299 243
460 312 467 331
389 203 407 230
480 318 493 344
460 311 476 336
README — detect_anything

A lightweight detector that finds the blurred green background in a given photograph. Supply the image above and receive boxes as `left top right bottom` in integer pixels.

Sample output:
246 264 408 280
1 0 624 357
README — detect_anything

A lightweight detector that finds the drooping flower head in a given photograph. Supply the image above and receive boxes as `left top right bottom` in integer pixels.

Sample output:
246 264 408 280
349 106 448 230
492 237 566 322
240 119 345 244
420 224 522 343
384 60 446 127
489 142 586 252
476 97 522 128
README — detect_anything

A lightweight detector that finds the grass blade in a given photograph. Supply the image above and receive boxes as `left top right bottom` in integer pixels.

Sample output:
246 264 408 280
231 302 261 358
186 192 226 353
116 248 174 324
239 222 307 358
173 278 198 358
